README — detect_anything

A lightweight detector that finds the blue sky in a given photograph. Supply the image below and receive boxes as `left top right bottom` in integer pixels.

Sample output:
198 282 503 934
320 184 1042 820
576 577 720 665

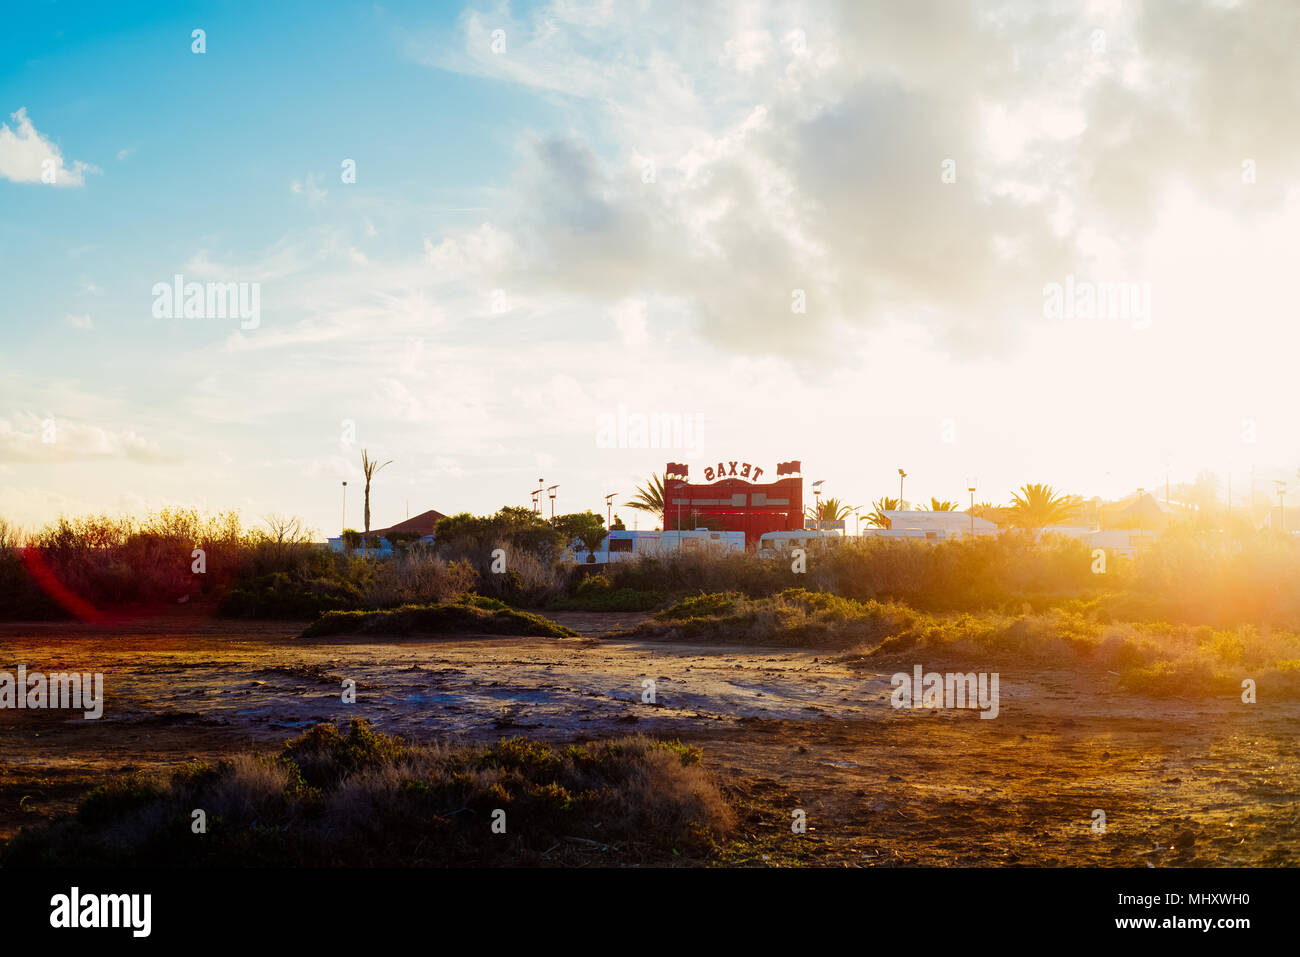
2 1 538 345
4 1 1300 535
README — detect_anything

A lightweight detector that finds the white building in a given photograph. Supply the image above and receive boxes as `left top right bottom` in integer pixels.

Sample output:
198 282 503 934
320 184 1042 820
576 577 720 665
861 510 999 541
1082 528 1158 558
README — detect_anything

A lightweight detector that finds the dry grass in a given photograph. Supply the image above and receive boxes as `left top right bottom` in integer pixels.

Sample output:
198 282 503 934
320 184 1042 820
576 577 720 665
841 606 1300 699
625 587 1300 699
625 587 921 648
3 720 734 866
300 602 576 639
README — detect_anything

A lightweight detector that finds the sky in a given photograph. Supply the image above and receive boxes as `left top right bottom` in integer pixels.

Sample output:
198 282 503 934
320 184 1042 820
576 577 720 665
3 0 1300 537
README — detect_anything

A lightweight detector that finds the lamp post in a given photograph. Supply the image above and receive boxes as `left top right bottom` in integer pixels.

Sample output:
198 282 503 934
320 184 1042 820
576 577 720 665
811 479 825 530
547 485 558 525
968 484 976 538
1275 480 1287 533
898 469 907 508
604 492 616 559
671 482 686 550
341 481 347 536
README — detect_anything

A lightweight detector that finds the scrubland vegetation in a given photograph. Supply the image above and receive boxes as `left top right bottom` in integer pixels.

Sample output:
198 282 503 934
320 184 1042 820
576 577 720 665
4 510 1300 698
621 585 1300 698
3 719 733 867
301 600 576 639
8 510 1300 626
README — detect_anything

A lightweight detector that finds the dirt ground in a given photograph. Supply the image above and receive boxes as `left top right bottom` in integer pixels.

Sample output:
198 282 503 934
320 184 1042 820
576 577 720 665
1 611 1296 866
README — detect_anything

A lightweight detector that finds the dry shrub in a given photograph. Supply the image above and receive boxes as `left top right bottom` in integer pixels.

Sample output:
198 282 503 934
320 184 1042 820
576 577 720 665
4 722 734 866
612 743 736 842
471 546 566 605
203 754 294 819
364 552 477 607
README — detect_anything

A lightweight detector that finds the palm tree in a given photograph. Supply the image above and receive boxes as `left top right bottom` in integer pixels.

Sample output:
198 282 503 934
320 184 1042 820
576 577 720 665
925 497 958 511
866 497 901 528
360 450 392 535
1009 483 1078 533
624 473 667 515
970 501 1012 528
805 496 853 524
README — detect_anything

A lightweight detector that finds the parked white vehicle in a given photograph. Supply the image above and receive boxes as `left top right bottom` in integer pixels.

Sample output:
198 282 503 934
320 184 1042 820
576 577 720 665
570 528 744 563
757 529 841 554
658 529 745 554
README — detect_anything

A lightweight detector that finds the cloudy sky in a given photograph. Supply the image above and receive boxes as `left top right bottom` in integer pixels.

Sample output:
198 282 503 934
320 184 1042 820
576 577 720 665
3 0 1299 536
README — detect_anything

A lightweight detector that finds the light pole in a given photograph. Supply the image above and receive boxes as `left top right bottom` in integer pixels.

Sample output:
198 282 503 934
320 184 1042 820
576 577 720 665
1275 480 1286 533
671 481 686 549
341 481 348 535
605 492 616 559
536 478 545 514
811 479 825 529
968 484 976 538
898 469 907 508
547 484 558 525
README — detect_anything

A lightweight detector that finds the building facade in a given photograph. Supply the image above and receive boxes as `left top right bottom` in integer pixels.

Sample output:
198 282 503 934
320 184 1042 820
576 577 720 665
661 459 805 546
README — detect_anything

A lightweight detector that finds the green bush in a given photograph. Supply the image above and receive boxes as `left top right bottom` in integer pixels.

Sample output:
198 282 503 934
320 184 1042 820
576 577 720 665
300 602 576 639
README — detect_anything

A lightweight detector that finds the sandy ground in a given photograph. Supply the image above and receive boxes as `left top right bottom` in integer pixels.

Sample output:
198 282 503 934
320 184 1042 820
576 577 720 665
1 611 1297 866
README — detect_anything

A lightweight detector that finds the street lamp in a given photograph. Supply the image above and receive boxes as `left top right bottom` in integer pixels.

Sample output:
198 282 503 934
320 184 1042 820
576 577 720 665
1275 480 1287 533
671 481 686 549
547 484 559 525
849 505 864 536
898 469 907 508
811 479 825 529
341 481 348 536
604 492 617 559
968 484 976 538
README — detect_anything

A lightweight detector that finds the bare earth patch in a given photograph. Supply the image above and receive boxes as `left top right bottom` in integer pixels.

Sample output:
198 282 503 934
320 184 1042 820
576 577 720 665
1 612 1296 865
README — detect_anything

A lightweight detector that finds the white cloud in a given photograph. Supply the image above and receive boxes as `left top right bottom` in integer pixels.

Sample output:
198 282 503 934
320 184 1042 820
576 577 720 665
612 298 649 347
0 413 173 464
12 1 1300 532
64 313 93 330
0 108 99 187
291 172 328 204
414 0 1300 362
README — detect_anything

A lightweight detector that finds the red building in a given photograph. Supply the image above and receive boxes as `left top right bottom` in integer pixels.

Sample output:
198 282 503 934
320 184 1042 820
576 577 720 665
663 460 803 546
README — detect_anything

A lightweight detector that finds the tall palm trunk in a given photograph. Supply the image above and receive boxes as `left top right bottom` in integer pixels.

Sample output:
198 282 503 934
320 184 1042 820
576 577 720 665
360 450 393 535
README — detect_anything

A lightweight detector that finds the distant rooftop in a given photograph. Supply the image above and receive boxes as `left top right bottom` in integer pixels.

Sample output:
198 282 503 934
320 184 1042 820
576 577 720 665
368 509 447 539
